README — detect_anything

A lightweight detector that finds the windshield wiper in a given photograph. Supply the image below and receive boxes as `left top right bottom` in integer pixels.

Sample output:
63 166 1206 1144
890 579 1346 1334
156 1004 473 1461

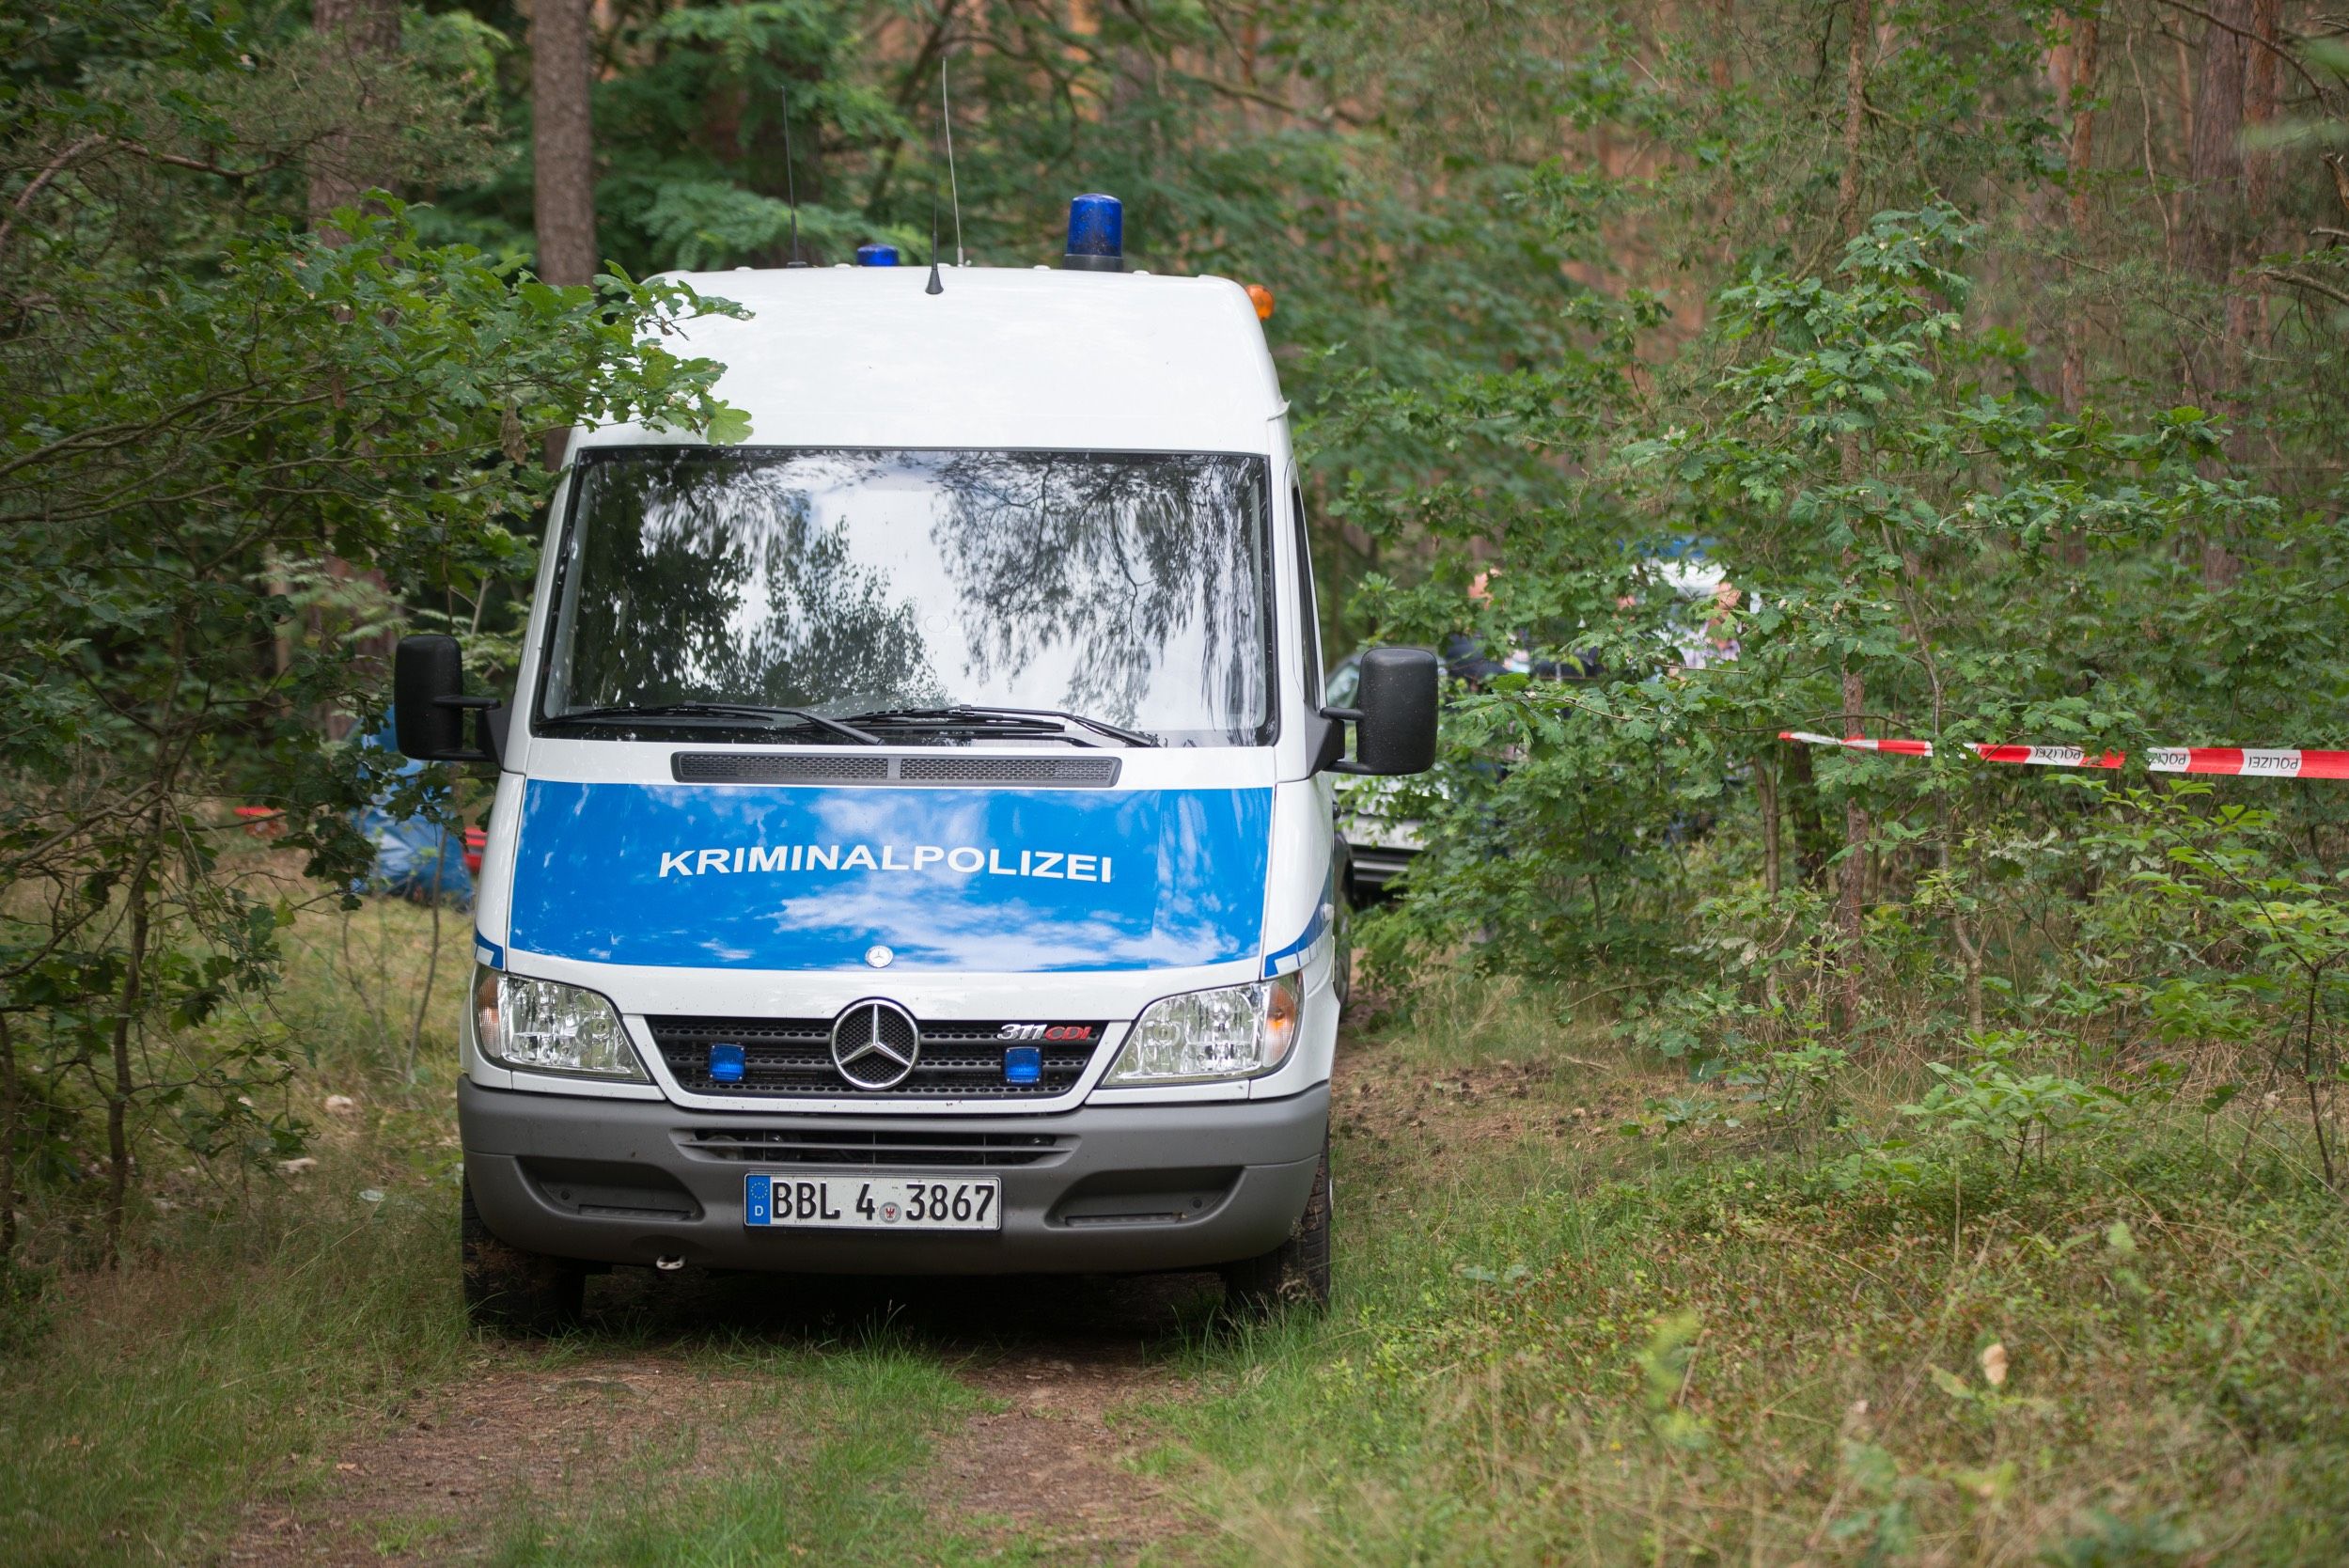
845 705 1162 748
553 702 881 745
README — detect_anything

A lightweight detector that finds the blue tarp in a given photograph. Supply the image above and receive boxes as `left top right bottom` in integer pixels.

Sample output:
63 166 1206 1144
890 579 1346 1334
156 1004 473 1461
355 714 475 907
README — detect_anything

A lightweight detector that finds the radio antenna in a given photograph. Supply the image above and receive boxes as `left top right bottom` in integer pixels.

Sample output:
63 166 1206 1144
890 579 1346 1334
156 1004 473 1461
926 189 945 294
940 55 963 266
781 78 807 267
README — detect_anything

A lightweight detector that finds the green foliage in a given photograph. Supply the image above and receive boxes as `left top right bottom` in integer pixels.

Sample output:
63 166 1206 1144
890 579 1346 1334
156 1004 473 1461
593 1 914 271
1634 1309 1712 1450
1900 1033 2129 1171
1347 191 2343 1191
0 5 744 1255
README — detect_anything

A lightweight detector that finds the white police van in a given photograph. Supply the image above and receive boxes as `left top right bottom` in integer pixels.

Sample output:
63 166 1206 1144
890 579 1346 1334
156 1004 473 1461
395 196 1438 1330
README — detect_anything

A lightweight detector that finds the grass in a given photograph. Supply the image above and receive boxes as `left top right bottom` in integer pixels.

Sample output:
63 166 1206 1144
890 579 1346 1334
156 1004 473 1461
478 1340 987 1566
0 890 479 1565
0 1200 469 1563
1144 974 2349 1565
4 903 2346 1564
0 897 989 1566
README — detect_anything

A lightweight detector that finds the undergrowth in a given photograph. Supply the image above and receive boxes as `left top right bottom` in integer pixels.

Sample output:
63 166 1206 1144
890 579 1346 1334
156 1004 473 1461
1155 974 2349 1566
0 898 989 1566
4 911 2343 1565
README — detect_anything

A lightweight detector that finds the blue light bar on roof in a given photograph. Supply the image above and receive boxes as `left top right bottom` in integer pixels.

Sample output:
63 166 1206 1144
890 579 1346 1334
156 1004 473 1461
854 243 900 267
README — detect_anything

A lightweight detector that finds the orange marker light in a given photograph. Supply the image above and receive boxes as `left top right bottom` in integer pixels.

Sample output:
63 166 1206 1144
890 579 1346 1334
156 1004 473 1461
1245 283 1276 321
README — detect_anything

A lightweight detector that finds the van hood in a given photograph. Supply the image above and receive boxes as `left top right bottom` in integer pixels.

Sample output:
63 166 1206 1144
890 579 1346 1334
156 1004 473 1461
505 781 1273 974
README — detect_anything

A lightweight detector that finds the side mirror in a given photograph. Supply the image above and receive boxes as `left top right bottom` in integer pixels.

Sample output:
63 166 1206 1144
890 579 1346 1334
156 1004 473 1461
394 635 503 767
1322 645 1438 776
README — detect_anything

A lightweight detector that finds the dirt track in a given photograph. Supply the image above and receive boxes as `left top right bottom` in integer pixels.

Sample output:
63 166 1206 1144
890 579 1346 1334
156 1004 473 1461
227 1269 1218 1566
225 1038 1615 1565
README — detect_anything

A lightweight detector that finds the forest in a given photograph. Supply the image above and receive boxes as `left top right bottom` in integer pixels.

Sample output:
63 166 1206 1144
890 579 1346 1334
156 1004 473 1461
4 0 2347 1563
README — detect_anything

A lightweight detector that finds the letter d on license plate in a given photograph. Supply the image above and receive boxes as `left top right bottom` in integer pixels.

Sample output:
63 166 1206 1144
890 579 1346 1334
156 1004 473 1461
745 1173 1002 1231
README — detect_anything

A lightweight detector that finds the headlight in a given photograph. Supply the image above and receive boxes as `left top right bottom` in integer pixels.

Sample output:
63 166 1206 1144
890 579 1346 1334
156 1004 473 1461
1105 974 1303 1085
472 967 645 1079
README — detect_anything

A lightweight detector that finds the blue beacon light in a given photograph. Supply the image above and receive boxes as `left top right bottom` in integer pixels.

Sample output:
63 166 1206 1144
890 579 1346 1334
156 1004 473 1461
708 1043 746 1084
1061 194 1125 273
854 243 900 267
1003 1046 1043 1085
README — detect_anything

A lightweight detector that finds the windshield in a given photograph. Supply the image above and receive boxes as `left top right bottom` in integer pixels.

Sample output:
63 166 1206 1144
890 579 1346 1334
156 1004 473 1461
536 448 1274 746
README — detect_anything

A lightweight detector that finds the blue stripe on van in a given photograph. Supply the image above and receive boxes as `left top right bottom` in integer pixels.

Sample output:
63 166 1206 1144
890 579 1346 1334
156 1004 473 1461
1261 863 1335 978
506 780 1273 973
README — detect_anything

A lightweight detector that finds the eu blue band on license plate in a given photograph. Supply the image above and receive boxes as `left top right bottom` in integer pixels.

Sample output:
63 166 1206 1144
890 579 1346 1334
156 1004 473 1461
744 1172 1002 1231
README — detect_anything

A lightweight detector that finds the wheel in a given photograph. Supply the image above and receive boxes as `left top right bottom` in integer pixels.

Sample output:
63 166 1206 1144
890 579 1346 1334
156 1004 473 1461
1219 1138 1331 1321
461 1179 584 1334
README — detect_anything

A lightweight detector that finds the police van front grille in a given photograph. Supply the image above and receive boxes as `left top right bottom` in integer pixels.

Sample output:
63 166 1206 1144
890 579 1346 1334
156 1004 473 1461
677 1128 1072 1167
646 1015 1106 1098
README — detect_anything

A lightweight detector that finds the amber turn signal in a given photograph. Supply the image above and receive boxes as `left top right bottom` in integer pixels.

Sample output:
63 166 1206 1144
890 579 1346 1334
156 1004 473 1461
1245 282 1275 321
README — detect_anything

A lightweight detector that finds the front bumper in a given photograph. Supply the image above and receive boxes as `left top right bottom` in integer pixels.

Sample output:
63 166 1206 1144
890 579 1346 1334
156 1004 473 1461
459 1078 1328 1275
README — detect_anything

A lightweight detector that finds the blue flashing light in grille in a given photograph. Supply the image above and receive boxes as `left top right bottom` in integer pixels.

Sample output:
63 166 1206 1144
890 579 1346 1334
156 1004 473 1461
1003 1046 1043 1085
709 1043 746 1084
854 243 900 267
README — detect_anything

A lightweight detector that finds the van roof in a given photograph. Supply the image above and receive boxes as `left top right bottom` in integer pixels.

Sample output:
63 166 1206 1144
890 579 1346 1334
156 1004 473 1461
572 265 1286 458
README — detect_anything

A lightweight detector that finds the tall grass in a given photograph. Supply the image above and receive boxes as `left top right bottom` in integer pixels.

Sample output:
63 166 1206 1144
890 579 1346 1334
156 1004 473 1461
0 1199 470 1564
1 891 478 1564
1150 978 2349 1565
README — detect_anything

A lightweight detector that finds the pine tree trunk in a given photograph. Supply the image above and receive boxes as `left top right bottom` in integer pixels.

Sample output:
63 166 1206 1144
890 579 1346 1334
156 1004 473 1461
532 0 597 470
532 0 599 290
2058 8 2101 419
1836 0 1872 234
2226 0 2281 472
2183 0 2251 303
2183 0 2253 588
307 0 401 239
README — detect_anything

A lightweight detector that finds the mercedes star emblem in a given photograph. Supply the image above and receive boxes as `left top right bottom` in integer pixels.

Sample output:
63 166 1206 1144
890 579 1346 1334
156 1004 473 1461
829 999 920 1090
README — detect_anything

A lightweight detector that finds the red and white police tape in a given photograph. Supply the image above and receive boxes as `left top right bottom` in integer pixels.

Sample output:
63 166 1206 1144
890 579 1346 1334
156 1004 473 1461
1777 731 2349 780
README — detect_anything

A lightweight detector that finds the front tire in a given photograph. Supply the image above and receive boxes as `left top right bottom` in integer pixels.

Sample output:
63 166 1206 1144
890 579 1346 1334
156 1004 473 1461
461 1179 584 1334
1219 1139 1331 1321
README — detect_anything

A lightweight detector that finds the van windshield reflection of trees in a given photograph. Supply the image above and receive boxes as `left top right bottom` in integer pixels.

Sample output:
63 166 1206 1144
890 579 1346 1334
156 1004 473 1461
541 448 1271 746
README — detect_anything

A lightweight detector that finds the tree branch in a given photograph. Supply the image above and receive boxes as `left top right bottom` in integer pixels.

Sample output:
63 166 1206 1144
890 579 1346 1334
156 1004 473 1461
127 143 294 180
1170 70 1368 129
2257 264 2349 308
0 134 296 264
0 134 108 263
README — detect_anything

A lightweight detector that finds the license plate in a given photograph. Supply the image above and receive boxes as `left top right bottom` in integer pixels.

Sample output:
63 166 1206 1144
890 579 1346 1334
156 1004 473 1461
744 1173 1001 1231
